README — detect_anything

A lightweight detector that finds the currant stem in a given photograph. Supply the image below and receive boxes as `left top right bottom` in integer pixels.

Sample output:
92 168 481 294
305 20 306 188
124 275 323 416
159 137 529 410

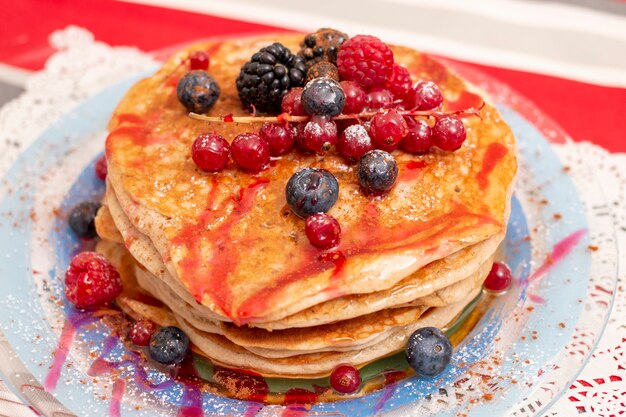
188 103 484 124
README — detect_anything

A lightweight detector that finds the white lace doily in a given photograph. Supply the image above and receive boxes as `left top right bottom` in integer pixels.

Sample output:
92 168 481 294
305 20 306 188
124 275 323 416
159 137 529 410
0 27 623 417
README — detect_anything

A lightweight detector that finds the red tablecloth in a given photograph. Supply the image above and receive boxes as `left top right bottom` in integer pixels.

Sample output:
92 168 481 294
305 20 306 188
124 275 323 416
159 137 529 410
0 0 624 152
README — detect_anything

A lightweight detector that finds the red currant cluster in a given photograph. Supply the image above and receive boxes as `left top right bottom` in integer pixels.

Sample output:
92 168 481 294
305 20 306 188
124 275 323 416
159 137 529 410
190 34 477 175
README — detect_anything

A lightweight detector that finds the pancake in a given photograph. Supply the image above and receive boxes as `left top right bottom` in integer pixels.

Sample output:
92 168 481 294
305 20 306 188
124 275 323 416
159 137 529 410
104 34 517 325
103 174 501 327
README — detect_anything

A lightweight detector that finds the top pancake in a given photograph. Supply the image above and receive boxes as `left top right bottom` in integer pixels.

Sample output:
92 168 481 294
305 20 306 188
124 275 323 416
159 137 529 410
105 34 516 325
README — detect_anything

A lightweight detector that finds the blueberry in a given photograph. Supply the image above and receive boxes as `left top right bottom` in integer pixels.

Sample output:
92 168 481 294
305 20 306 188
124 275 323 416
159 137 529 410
149 326 190 365
286 168 339 218
405 327 452 377
301 77 345 117
68 201 101 239
357 150 398 193
177 70 220 113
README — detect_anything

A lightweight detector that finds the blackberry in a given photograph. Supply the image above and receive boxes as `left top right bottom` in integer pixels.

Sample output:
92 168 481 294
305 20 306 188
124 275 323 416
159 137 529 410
299 28 349 67
236 43 307 113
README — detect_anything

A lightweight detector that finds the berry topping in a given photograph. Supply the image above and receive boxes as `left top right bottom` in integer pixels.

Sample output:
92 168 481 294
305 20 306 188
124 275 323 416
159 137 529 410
129 320 157 347
305 213 341 249
357 150 398 194
236 43 307 113
484 262 513 292
370 109 409 151
64 252 122 310
176 70 220 114
401 118 432 154
95 155 107 181
68 201 101 239
292 123 312 154
286 168 339 218
281 87 306 116
299 28 348 66
338 124 374 162
231 133 270 172
407 81 443 110
259 122 295 156
432 116 466 151
405 327 452 377
386 64 413 99
191 133 230 172
301 78 346 117
189 51 210 70
305 61 340 83
337 35 394 89
149 326 190 365
365 87 394 111
303 116 338 154
339 81 366 114
329 364 361 394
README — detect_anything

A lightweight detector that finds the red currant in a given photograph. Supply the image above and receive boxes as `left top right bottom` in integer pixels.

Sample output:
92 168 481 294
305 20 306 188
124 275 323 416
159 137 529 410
305 213 341 249
191 133 230 172
338 124 373 162
129 320 157 346
189 51 210 70
370 109 409 152
330 364 361 394
95 155 107 181
281 88 306 116
291 123 312 155
303 116 337 154
401 118 432 154
339 81 366 114
484 262 513 292
231 133 270 172
366 87 394 110
407 81 443 110
64 252 122 309
432 116 466 151
259 122 295 156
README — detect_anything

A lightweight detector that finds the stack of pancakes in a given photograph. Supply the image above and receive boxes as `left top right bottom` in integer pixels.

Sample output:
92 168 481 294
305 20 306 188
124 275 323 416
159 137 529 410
95 34 516 378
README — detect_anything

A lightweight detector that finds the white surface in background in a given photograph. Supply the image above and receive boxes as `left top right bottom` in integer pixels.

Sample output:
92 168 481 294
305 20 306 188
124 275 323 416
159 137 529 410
121 0 626 87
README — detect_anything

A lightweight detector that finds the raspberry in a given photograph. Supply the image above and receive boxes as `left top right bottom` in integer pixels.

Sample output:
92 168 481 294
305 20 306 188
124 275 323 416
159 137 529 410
337 35 394 89
64 252 122 309
386 64 412 99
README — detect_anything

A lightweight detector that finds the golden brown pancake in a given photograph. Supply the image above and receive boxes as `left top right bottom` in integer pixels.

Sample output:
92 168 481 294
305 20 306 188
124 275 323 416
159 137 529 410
104 34 516 326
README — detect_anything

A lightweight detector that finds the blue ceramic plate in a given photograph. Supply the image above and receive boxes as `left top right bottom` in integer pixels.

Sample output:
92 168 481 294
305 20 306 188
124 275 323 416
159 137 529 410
0 75 616 417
